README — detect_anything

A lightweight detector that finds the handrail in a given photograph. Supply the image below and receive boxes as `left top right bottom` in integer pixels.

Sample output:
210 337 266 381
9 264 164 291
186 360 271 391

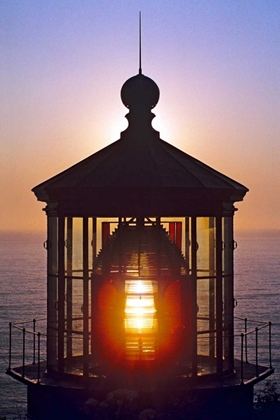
8 318 46 384
236 317 273 384
8 316 273 386
234 315 268 325
241 322 270 337
12 317 46 326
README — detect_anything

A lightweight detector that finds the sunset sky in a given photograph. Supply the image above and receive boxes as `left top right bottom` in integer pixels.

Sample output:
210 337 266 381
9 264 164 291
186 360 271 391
1 1 279 232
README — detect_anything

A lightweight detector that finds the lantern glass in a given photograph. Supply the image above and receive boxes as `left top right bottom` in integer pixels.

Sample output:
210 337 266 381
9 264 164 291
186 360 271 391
47 215 58 370
222 216 234 369
46 214 235 377
196 217 216 361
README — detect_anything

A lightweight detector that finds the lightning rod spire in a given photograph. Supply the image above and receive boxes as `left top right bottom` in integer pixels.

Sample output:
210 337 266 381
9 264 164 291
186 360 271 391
139 12 142 74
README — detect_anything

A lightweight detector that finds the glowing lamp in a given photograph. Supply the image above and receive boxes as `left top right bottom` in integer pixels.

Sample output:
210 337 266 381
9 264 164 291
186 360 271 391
124 280 157 360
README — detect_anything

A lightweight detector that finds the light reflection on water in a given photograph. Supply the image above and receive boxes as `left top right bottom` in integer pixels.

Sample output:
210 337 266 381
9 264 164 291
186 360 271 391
0 230 279 417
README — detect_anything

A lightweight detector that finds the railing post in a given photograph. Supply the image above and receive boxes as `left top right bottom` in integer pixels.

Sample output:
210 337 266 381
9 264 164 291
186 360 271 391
22 327 26 378
37 332 41 384
8 322 12 370
244 318 248 363
255 327 259 377
33 319 36 364
241 333 244 384
269 322 272 369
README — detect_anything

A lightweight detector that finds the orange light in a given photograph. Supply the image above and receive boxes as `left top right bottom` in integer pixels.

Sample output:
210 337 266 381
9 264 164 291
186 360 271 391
124 280 158 360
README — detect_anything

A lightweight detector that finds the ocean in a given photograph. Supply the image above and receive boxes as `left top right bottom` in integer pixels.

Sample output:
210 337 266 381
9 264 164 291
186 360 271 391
0 229 279 418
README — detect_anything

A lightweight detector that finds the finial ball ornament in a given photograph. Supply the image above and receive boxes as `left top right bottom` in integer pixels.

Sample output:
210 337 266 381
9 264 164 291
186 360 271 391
121 73 160 109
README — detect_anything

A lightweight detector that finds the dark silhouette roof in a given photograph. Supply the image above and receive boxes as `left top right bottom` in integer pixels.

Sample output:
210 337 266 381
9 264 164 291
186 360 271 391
32 72 248 216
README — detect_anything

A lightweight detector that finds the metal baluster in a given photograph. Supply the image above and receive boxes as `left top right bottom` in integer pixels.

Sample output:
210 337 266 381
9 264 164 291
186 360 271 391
269 322 272 369
245 318 248 363
241 333 244 384
37 332 41 384
33 319 36 364
255 327 259 377
22 328 25 377
8 322 12 370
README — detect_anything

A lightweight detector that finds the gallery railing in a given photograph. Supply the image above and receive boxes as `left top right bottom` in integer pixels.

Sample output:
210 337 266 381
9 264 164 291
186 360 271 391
234 316 273 384
7 317 273 385
7 318 46 384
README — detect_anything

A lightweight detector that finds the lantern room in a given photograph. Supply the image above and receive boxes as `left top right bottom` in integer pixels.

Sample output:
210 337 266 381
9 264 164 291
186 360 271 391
32 72 248 383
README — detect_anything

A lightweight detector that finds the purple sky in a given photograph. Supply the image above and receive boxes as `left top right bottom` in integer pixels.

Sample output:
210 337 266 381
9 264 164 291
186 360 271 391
1 0 279 231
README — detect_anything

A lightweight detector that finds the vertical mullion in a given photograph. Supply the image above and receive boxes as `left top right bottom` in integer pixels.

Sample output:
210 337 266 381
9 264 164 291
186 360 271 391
91 217 98 360
47 214 58 371
185 217 190 273
224 216 234 371
156 217 161 277
66 217 73 359
92 217 97 270
118 217 123 275
83 217 89 380
58 214 65 373
216 216 223 373
191 216 197 377
209 217 215 359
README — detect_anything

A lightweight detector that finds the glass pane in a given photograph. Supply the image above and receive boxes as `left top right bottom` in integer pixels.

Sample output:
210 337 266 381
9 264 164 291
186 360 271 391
71 278 83 356
48 216 58 275
197 278 216 358
196 218 217 364
47 216 58 369
197 217 216 277
96 217 119 255
222 216 234 368
72 218 83 274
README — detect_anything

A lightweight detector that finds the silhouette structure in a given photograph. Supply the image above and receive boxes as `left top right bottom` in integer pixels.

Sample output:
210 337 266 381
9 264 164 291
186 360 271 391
7 62 274 419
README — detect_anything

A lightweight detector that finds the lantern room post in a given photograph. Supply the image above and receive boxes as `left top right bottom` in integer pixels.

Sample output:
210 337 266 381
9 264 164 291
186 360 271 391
223 215 234 372
66 217 73 360
46 210 58 371
216 216 223 373
58 214 65 374
184 217 190 272
191 216 197 377
209 217 215 360
83 217 89 380
118 216 123 275
92 217 97 267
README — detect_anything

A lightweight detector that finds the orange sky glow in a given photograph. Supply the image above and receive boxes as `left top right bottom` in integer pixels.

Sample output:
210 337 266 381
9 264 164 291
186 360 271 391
1 1 279 233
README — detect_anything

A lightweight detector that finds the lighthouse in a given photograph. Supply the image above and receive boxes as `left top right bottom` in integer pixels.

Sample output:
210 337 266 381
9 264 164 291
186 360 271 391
7 66 274 419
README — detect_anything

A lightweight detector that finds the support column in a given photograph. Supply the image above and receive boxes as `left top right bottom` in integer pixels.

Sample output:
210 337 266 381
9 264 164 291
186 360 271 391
156 217 161 277
118 217 123 275
83 217 89 381
47 212 58 371
184 217 190 272
209 217 215 360
224 216 234 371
58 214 65 374
66 217 73 359
92 217 97 269
191 216 197 377
216 216 223 373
